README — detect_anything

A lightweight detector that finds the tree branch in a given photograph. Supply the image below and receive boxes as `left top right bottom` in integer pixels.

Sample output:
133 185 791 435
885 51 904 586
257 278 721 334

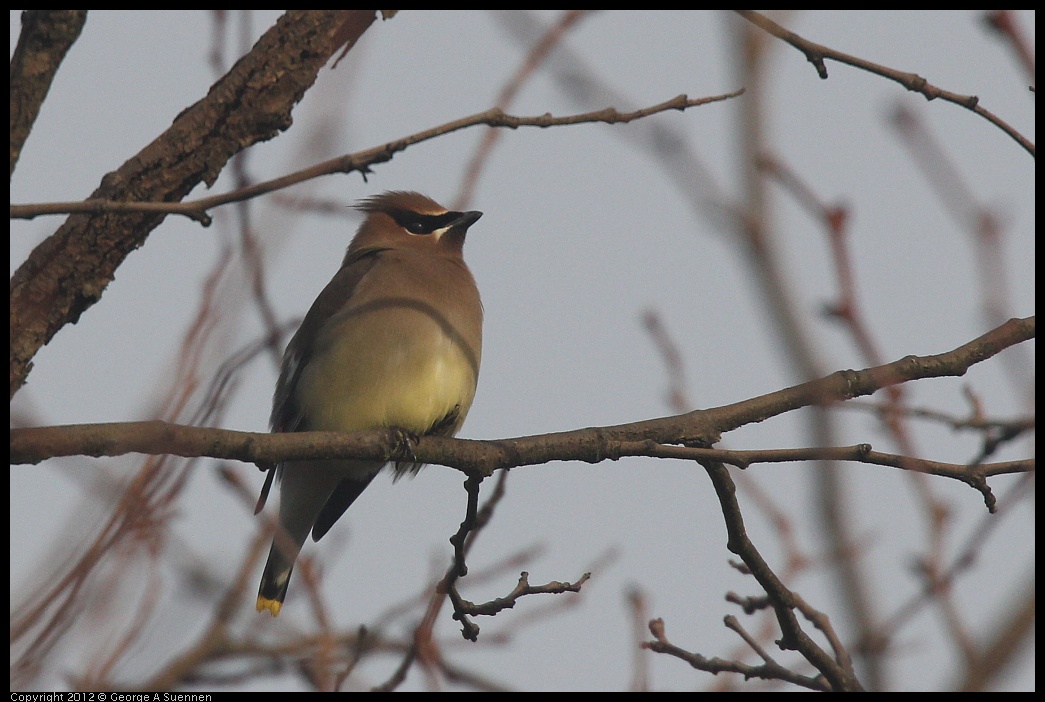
10 10 89 177
9 10 381 399
12 317 1034 498
10 90 745 224
735 10 1035 156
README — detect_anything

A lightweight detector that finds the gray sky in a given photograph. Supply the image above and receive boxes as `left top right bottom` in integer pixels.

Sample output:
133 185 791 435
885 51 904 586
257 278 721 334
11 10 1035 691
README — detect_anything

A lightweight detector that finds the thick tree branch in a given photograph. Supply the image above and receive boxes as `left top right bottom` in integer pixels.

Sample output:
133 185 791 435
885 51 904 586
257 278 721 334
9 10 381 399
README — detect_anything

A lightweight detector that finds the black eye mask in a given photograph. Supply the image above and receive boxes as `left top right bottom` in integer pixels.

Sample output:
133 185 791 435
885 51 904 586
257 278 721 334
390 209 465 235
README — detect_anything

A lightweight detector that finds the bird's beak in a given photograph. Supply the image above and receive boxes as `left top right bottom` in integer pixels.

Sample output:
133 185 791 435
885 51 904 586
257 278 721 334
451 210 483 230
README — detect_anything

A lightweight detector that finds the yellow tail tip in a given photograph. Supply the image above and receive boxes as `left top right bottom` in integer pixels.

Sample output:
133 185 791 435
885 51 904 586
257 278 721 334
257 596 283 616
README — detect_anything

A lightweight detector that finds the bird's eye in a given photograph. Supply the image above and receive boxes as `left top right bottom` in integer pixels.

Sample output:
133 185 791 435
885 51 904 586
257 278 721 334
391 210 436 235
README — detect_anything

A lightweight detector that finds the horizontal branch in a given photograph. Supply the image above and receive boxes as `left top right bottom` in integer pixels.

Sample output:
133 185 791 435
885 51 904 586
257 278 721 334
9 198 214 225
628 442 1028 509
10 90 744 223
11 318 1034 499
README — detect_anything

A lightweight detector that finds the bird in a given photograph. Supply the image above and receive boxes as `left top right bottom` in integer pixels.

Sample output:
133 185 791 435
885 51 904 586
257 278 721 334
256 190 484 616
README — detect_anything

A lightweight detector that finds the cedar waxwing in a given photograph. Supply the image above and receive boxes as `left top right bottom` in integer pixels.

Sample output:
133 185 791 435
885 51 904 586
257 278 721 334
256 191 484 616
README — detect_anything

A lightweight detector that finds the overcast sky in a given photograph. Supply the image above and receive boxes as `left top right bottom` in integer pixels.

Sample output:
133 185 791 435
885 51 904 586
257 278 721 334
11 10 1034 691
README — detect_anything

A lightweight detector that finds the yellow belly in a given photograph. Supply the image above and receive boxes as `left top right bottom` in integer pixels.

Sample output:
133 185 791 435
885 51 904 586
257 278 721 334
295 308 478 435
